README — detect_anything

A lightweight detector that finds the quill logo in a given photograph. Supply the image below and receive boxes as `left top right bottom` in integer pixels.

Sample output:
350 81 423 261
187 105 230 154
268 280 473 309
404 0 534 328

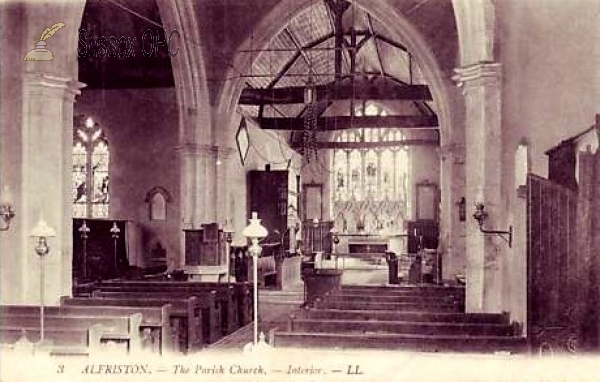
24 22 66 61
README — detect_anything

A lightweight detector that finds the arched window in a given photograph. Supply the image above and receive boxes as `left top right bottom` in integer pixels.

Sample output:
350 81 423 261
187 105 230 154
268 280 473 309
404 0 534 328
330 104 410 234
72 116 110 218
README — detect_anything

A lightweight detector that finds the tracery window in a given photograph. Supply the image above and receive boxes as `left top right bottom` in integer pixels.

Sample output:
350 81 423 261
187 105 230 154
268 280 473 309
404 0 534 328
330 104 410 234
72 116 110 218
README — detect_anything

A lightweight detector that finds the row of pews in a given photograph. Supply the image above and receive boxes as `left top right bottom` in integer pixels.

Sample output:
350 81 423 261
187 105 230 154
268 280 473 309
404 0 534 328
0 280 254 356
272 284 528 353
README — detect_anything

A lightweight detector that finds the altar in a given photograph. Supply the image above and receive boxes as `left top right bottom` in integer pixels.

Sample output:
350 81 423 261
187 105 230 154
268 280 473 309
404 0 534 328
347 235 388 254
337 233 407 255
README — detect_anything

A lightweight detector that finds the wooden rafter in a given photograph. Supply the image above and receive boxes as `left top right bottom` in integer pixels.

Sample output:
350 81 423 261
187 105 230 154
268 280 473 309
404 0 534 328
266 32 335 88
367 14 385 78
325 0 351 81
291 139 439 150
239 76 432 104
256 115 438 131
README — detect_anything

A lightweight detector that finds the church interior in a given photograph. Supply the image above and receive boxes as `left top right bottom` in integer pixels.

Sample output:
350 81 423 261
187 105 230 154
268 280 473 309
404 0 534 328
1 0 600 358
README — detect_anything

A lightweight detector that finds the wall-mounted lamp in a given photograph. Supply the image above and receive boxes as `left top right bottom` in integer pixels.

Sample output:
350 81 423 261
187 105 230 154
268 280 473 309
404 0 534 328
242 212 269 351
1 187 15 231
457 197 466 222
472 203 513 247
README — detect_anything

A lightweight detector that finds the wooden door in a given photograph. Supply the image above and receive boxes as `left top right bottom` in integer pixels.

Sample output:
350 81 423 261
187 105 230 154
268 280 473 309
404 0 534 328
248 170 289 249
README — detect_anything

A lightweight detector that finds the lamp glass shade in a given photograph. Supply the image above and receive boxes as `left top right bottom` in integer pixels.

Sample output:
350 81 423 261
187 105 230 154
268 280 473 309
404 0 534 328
30 219 56 238
242 212 268 239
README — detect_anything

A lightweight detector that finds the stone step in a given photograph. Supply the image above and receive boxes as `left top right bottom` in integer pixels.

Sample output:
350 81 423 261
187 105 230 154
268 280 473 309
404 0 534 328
303 309 509 324
287 318 514 336
315 299 463 312
259 290 304 304
342 285 465 296
272 331 527 353
326 293 460 304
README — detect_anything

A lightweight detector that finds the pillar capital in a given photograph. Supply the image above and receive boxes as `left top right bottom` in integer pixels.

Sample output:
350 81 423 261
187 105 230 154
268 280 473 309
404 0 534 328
177 143 216 155
439 143 466 164
25 71 86 99
452 62 502 93
177 144 236 157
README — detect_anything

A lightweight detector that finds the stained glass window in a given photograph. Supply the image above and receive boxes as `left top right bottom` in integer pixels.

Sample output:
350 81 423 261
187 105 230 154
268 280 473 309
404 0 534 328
330 104 410 234
72 116 110 218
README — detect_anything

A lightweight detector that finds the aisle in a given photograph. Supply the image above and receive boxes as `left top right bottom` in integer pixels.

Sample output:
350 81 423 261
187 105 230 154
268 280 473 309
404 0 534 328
206 286 304 351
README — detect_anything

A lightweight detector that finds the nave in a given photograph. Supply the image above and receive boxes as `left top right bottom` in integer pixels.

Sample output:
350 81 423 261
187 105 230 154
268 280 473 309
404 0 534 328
2 0 600 363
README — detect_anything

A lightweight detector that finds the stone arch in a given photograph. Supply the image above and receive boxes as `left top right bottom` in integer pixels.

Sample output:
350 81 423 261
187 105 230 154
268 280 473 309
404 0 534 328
71 0 211 260
216 0 462 271
154 0 212 144
451 0 496 65
217 0 457 147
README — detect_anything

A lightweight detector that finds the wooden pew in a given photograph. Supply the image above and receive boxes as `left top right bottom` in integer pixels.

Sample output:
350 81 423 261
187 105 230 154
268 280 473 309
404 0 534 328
95 281 239 335
0 308 142 354
185 282 253 328
54 299 173 354
90 291 218 348
1 325 104 356
252 255 277 287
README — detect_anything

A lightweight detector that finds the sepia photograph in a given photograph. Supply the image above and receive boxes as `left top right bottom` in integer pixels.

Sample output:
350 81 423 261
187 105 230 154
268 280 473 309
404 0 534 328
1 0 600 381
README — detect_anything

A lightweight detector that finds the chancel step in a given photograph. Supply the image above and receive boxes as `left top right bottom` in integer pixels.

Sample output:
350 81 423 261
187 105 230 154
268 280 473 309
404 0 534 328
304 309 509 324
288 318 514 336
341 285 465 296
273 285 525 353
271 332 527 353
324 293 459 304
314 300 462 312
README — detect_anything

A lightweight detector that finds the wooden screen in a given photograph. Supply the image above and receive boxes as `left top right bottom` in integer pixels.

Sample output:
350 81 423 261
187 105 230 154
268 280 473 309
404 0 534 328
302 220 333 254
576 151 600 350
527 174 580 353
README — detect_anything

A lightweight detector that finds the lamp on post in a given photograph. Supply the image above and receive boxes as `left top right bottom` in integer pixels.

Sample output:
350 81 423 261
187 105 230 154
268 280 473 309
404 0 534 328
110 222 121 277
242 212 268 351
78 220 90 280
30 217 56 346
223 220 234 283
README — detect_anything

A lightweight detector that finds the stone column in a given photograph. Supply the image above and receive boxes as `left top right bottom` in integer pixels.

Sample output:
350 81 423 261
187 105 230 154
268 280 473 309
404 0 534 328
439 143 466 281
215 147 236 225
453 62 504 313
18 73 84 305
179 142 226 267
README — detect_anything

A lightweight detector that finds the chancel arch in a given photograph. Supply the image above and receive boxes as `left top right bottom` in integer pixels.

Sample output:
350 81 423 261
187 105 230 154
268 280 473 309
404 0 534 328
219 0 462 279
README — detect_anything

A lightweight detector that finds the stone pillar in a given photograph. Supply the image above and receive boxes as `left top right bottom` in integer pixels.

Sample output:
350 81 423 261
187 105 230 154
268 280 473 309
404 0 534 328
17 73 84 306
179 142 228 268
178 143 220 224
439 143 466 281
453 62 504 313
215 147 236 225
